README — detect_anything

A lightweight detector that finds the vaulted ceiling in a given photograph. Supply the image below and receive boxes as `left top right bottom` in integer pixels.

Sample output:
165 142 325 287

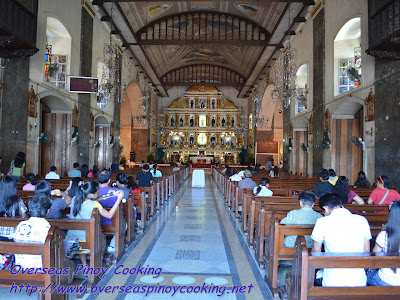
93 1 315 97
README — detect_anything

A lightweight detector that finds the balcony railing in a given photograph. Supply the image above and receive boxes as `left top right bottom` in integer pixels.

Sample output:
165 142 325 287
367 0 400 59
0 0 38 58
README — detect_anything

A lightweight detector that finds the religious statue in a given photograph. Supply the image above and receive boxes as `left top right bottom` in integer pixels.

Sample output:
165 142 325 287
231 118 235 127
27 86 38 118
72 104 79 127
189 136 194 145
324 109 331 132
190 99 194 108
190 118 194 127
170 117 174 127
365 88 375 122
211 118 216 127
308 114 313 134
90 112 94 131
221 118 226 127
200 102 205 109
179 118 183 127
211 100 216 109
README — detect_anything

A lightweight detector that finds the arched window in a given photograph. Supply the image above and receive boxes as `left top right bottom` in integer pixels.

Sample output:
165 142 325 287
334 18 362 96
45 17 71 89
296 64 308 114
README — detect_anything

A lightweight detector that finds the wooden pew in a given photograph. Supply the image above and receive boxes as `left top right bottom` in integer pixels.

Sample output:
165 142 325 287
287 235 400 300
140 186 155 219
0 226 66 300
266 217 385 299
102 205 126 266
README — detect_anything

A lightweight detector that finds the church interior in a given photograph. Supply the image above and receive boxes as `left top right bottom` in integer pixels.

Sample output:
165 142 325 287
0 0 399 299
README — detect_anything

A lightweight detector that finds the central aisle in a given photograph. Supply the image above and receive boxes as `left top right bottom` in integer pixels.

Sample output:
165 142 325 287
91 174 272 300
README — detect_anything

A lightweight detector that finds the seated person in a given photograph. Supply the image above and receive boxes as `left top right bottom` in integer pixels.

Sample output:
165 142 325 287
313 169 333 197
65 177 84 198
237 167 246 179
13 194 52 269
229 169 242 182
280 190 322 248
332 176 364 205
22 173 37 191
45 166 60 179
354 171 371 188
98 170 125 253
172 163 180 172
151 164 162 178
238 170 257 190
136 164 153 187
368 175 400 205
328 169 338 186
368 200 400 286
225 167 233 178
110 162 119 171
34 180 72 219
269 166 279 178
67 181 123 265
68 162 82 178
0 176 28 237
311 193 371 287
115 173 132 200
253 178 273 197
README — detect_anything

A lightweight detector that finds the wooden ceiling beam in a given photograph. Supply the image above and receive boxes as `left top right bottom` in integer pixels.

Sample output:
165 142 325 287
102 0 312 3
137 40 273 46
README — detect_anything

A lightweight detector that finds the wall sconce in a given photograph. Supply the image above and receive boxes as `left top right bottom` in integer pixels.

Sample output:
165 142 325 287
29 122 37 131
366 127 373 136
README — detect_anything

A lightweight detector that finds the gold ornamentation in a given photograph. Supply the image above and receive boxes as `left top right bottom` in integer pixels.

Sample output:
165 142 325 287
72 104 79 127
90 112 94 131
28 85 38 118
308 114 313 134
365 88 375 122
324 109 331 132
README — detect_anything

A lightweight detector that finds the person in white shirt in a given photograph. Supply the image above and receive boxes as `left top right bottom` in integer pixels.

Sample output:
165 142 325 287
237 168 245 179
311 193 372 287
229 169 242 182
13 194 52 269
45 166 60 180
368 200 400 286
253 178 273 197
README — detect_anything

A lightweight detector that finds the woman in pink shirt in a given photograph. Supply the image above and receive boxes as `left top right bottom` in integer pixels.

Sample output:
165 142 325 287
368 175 400 205
22 173 37 191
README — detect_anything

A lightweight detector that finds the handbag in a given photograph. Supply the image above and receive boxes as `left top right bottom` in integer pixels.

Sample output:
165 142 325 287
63 239 81 259
6 167 13 177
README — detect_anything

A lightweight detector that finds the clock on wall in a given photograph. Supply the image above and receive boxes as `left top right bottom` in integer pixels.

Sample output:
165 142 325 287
198 133 207 145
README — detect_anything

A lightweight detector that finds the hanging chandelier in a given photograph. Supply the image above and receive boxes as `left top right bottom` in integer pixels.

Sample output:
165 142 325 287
270 47 298 109
270 8 306 110
98 4 121 104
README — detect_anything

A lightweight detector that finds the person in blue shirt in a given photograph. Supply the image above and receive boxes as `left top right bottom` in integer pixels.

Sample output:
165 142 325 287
68 162 82 178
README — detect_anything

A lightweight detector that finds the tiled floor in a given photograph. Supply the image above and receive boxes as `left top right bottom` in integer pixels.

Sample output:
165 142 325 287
2 174 272 299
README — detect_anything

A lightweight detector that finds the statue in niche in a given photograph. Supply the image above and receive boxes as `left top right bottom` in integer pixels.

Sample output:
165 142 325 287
211 100 216 109
170 118 174 127
365 88 375 122
189 136 194 145
190 118 194 127
179 118 184 127
221 118 226 127
200 101 205 109
211 136 216 146
28 85 38 118
211 118 216 127
201 119 205 127
190 100 194 108
324 109 331 132
308 114 313 134
231 118 235 127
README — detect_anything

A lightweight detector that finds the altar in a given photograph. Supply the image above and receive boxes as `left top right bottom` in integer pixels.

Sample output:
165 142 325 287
190 156 214 164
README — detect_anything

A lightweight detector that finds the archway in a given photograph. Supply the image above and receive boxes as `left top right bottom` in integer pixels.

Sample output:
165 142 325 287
120 83 148 163
292 118 308 176
255 85 283 166
39 95 71 177
94 116 110 170
331 100 364 183
334 18 362 96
